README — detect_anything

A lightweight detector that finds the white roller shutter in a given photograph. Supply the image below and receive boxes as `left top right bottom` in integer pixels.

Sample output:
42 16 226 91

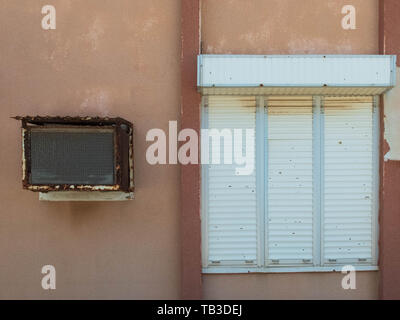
266 96 314 265
323 96 375 264
205 96 257 266
202 94 378 272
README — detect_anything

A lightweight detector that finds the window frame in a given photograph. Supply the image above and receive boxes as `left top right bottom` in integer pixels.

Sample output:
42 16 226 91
201 95 380 274
17 116 134 193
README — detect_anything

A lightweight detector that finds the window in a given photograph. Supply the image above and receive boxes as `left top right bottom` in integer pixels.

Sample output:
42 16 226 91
201 95 379 272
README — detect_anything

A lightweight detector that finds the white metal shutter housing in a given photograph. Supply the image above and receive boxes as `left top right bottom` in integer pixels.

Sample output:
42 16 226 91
266 97 314 265
204 96 257 266
198 55 396 95
323 97 376 265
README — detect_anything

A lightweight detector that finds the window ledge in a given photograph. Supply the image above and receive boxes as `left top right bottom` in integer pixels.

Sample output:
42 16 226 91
39 191 134 201
202 266 378 274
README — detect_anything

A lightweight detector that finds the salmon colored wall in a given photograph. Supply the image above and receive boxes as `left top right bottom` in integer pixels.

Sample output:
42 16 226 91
0 0 181 299
203 272 379 300
201 0 380 300
202 0 378 54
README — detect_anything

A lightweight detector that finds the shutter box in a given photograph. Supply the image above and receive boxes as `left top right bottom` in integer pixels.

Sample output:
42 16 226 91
15 116 134 201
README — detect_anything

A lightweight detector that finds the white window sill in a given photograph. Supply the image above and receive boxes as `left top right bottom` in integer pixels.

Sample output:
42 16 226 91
39 191 134 201
202 266 379 274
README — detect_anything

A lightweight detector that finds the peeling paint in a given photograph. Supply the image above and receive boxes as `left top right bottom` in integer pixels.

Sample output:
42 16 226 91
79 88 111 116
84 17 105 51
202 0 378 55
384 67 400 161
205 37 228 54
27 184 120 192
287 38 353 54
21 128 26 181
239 30 270 51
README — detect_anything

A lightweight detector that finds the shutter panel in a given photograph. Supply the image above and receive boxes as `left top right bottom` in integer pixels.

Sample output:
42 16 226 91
206 96 257 265
323 96 374 264
266 96 314 265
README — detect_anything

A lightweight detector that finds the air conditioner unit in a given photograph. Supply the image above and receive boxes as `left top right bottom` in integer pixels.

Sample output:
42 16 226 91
14 116 134 201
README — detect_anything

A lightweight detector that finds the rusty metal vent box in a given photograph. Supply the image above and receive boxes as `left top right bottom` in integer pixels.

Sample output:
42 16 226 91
15 116 134 200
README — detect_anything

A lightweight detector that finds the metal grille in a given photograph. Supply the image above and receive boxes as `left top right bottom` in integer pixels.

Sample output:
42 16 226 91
30 130 115 185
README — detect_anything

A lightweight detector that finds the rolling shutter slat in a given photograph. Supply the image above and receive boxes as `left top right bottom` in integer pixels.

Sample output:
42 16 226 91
207 96 257 265
267 96 314 264
323 97 374 264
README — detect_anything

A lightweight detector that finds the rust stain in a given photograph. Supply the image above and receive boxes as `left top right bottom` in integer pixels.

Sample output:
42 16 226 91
13 115 132 127
27 184 121 192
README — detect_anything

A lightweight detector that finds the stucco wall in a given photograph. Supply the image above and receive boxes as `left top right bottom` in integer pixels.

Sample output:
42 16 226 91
202 0 378 54
201 0 379 300
203 272 379 300
0 0 181 299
